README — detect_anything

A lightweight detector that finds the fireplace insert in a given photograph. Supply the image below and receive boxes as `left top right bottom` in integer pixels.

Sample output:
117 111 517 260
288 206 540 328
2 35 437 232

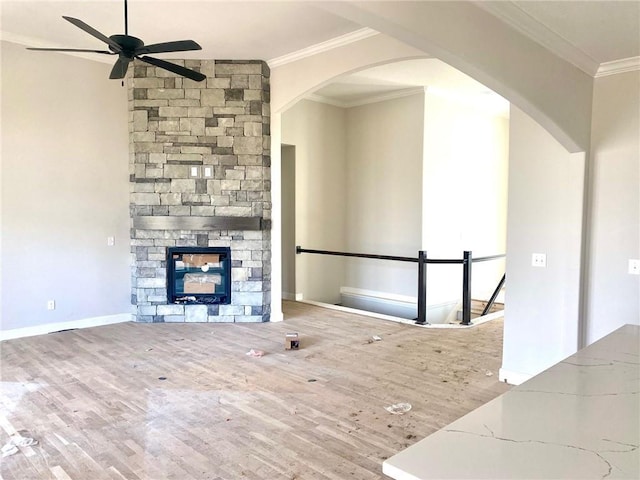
166 247 231 304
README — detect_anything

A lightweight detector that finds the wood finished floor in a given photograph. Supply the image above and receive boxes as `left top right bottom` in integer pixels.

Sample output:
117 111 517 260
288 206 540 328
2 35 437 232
0 301 509 480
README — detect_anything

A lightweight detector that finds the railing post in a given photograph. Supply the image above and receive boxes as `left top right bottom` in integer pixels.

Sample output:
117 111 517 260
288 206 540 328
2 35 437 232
415 250 427 325
462 251 472 325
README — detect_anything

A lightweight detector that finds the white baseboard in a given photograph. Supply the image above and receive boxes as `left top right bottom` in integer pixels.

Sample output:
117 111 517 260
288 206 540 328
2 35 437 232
282 292 304 301
339 286 416 319
340 286 458 323
298 298 418 325
270 310 284 322
340 286 416 304
498 367 533 386
0 313 132 341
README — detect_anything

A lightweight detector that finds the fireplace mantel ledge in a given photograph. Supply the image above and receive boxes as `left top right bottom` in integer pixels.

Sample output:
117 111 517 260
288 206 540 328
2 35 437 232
133 216 266 231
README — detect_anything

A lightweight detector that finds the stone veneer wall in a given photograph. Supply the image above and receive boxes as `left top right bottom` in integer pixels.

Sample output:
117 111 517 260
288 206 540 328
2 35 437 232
128 59 271 323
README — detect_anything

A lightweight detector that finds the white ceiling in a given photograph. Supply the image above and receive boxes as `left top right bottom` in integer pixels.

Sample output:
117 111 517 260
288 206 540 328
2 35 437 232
1 1 638 107
0 1 360 60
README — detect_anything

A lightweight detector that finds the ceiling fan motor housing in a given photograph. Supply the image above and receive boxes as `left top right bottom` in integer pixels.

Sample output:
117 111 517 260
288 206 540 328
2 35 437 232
110 34 144 57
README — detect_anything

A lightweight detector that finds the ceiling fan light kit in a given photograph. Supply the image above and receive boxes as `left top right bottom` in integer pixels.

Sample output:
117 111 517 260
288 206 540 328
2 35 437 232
26 0 206 82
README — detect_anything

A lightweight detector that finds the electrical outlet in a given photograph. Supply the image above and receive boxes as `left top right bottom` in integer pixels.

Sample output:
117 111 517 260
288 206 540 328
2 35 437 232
532 253 546 267
107 236 115 246
47 300 55 310
629 259 640 275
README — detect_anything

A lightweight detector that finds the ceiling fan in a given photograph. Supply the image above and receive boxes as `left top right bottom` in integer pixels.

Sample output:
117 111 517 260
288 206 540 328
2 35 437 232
27 0 206 82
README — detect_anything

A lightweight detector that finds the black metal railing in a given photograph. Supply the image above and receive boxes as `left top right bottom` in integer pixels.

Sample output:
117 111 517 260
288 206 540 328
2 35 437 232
481 273 506 317
295 246 505 326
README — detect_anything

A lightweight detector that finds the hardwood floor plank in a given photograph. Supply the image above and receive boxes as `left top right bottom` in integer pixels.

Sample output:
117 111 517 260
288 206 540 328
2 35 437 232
1 301 509 479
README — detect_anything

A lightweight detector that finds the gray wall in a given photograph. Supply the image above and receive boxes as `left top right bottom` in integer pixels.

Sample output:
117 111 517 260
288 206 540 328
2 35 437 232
281 99 348 303
586 71 640 343
501 106 585 381
344 94 424 298
501 72 640 382
1 41 130 332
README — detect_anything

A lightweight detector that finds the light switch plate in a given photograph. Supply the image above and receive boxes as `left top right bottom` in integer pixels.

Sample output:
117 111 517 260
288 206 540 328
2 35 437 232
532 253 546 267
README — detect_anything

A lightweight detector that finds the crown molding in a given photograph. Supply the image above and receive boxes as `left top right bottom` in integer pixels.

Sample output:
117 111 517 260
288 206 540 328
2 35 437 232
268 27 378 68
305 93 346 108
595 56 640 78
345 86 425 108
474 1 600 77
307 87 425 109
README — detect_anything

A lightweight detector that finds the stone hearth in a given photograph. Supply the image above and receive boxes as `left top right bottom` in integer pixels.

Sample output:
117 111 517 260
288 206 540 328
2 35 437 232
128 59 271 323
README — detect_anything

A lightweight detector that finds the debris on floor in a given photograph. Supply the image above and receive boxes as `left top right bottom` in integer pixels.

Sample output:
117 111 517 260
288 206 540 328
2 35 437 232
384 402 412 415
1 443 17 458
485 370 494 376
1 432 38 458
246 349 264 357
158 376 167 381
285 333 300 350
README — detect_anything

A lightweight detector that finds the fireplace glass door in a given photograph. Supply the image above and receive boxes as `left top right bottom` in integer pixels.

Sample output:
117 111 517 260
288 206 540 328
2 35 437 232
167 247 231 304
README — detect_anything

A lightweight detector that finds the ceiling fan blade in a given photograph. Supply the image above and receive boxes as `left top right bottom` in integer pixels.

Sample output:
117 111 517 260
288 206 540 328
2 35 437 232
138 56 206 82
110 57 132 79
27 47 115 55
135 40 202 55
63 16 122 52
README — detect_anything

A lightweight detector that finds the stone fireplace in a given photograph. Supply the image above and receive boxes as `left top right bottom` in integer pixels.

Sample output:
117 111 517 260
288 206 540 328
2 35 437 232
128 59 271 323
